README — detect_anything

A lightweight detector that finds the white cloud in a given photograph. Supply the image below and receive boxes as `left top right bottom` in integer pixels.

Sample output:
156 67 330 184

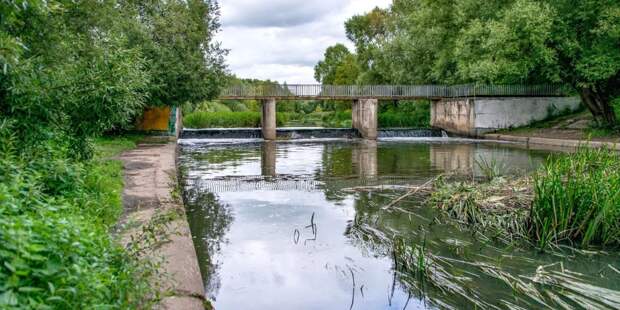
217 0 392 84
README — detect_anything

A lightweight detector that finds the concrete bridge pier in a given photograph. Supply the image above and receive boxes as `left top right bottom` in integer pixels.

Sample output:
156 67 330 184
261 98 277 140
352 98 378 140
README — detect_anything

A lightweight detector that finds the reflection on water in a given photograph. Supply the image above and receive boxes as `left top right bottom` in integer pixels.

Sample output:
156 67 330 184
179 140 620 310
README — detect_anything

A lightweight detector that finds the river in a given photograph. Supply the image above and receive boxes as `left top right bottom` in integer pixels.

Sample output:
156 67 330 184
178 138 620 310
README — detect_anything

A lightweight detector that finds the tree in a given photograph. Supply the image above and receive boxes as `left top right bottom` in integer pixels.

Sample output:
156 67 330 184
455 0 620 126
126 0 227 107
314 44 359 84
322 0 620 126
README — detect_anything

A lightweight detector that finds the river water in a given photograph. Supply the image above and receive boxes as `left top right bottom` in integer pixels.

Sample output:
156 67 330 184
178 138 620 310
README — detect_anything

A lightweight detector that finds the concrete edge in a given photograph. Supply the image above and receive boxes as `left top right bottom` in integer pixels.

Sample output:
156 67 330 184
160 142 206 310
118 142 206 310
483 134 620 151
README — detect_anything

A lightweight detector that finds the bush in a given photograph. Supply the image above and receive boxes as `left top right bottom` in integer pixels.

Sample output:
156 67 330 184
322 111 352 127
183 111 287 128
379 101 430 128
531 147 620 248
0 132 153 308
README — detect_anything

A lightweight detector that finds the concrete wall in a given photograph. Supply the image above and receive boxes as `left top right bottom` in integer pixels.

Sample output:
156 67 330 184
431 97 581 136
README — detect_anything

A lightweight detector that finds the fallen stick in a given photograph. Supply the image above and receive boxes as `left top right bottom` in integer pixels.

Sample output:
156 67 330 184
382 176 439 210
341 184 431 193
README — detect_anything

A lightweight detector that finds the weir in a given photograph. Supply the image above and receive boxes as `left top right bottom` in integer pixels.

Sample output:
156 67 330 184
181 127 441 139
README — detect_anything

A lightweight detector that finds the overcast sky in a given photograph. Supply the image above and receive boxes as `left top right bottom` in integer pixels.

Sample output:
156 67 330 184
217 0 392 84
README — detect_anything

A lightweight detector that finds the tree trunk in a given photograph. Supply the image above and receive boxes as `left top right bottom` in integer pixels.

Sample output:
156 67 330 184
580 87 617 127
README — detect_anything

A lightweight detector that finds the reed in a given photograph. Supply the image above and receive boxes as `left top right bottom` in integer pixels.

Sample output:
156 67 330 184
530 146 620 249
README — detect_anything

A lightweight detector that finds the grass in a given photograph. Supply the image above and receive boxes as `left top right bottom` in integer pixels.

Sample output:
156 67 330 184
183 111 287 128
531 146 620 249
0 134 155 308
429 147 620 250
94 134 143 158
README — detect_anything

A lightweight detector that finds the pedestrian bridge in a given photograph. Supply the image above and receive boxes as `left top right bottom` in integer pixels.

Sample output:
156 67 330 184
211 84 577 139
219 84 568 100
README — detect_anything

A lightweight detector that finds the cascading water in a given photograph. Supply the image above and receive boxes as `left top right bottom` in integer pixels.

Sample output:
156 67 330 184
182 127 443 139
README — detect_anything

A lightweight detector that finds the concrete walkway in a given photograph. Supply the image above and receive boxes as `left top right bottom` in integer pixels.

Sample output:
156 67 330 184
118 142 204 309
484 133 620 151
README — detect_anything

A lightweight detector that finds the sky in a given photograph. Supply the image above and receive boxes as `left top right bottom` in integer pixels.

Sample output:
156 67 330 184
216 0 392 84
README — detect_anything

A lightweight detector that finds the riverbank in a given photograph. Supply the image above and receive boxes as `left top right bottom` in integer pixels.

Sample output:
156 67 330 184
427 146 620 249
117 139 205 309
485 112 620 149
0 134 157 308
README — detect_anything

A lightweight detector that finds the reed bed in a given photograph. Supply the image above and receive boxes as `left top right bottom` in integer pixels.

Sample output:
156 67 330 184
531 147 620 249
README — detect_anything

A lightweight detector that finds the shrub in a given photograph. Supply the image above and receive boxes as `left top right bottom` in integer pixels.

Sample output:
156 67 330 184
0 134 153 308
183 111 287 128
379 101 430 128
530 147 620 248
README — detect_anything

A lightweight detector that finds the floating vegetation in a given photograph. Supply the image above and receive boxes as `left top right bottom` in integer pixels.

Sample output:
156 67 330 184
429 176 534 244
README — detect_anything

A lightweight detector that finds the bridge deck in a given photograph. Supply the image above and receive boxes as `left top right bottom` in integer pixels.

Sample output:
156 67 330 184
219 84 569 100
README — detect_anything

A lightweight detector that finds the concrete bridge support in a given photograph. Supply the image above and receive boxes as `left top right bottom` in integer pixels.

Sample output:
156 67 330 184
261 98 277 140
352 98 378 140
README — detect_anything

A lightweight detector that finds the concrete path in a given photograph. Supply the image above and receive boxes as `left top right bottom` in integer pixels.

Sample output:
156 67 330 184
118 142 205 309
484 133 620 151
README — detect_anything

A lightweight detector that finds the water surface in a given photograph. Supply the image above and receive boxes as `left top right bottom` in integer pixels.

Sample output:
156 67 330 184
179 139 620 309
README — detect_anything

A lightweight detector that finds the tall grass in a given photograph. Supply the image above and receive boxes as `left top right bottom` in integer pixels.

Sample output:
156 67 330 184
184 111 287 128
530 147 620 249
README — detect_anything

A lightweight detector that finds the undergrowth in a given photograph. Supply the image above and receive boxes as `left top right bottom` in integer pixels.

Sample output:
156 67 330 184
0 124 155 308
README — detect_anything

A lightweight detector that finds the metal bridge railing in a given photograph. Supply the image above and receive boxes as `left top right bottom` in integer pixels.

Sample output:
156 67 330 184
219 84 570 99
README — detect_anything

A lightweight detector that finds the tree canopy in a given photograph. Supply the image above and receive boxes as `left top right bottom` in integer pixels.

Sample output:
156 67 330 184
315 0 620 125
0 0 227 158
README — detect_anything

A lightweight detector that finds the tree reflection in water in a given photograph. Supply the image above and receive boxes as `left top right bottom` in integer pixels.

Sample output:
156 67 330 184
182 184 233 299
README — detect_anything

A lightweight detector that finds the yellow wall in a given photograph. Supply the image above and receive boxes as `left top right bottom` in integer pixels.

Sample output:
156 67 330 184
137 106 171 131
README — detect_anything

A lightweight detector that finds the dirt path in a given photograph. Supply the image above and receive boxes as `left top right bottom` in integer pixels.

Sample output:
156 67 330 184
117 141 205 309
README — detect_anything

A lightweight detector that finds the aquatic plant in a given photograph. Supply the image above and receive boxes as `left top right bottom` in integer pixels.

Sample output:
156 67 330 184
530 146 620 249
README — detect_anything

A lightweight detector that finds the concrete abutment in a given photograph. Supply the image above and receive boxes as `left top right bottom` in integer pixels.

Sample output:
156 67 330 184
431 97 581 137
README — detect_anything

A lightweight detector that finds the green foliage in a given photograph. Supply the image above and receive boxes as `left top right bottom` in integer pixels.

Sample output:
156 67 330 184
184 111 287 128
94 134 144 159
128 0 227 107
321 0 620 124
531 147 620 249
321 111 353 128
314 44 360 84
378 101 430 128
0 129 154 309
